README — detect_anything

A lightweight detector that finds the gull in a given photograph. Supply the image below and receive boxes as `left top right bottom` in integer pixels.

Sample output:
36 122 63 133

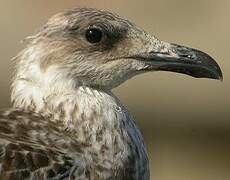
0 8 222 180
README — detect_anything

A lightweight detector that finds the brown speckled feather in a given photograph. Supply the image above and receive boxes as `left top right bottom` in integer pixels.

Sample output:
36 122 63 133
0 109 87 180
0 107 148 180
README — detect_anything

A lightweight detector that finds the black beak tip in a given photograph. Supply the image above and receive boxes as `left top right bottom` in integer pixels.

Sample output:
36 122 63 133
171 44 223 81
188 58 223 81
195 49 223 81
206 68 223 81
214 65 223 81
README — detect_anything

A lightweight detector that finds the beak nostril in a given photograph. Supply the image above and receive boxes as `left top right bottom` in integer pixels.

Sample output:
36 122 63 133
181 54 192 58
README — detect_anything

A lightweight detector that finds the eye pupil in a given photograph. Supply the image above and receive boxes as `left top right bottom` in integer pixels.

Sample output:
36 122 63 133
85 28 103 43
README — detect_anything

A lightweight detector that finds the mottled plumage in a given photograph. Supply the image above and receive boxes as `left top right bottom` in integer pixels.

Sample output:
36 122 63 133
0 90 148 179
0 8 222 180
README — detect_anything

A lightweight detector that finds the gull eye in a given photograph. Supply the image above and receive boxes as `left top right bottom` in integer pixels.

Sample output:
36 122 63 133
85 28 103 44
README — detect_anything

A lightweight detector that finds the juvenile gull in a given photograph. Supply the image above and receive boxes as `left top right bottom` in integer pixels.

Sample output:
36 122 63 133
0 8 222 179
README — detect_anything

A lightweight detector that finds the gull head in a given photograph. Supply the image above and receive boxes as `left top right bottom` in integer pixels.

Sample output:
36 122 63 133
13 8 223 93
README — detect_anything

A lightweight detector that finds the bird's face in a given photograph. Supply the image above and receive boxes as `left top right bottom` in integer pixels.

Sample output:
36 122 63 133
27 8 222 90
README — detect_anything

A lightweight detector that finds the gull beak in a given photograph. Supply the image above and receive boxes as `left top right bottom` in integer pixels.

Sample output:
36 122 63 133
133 43 223 80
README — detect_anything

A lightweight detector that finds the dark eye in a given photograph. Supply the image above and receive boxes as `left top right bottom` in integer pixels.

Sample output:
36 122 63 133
85 28 103 44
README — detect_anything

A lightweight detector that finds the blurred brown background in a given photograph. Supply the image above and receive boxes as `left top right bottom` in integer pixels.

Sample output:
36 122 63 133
0 0 229 179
